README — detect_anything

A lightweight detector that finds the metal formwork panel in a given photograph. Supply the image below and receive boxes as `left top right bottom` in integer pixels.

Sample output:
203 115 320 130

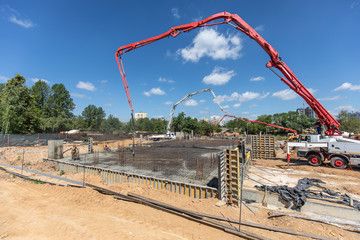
250 135 275 159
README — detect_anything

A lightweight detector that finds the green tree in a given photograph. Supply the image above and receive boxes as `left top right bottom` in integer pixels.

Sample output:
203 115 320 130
100 115 123 134
44 83 75 118
30 80 50 115
182 116 199 134
0 74 40 133
41 83 74 132
82 105 106 131
171 112 186 132
198 120 216 136
337 110 360 132
0 83 5 92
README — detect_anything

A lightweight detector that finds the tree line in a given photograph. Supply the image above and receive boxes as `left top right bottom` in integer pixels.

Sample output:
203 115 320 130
1 74 359 135
0 74 115 134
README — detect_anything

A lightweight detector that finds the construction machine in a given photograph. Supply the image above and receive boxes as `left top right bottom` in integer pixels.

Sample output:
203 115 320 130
115 11 360 168
147 88 226 140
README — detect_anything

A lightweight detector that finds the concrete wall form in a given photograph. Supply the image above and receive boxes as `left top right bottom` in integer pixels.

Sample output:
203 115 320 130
43 158 217 199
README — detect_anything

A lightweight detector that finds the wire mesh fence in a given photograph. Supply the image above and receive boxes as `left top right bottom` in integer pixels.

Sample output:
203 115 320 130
0 133 131 147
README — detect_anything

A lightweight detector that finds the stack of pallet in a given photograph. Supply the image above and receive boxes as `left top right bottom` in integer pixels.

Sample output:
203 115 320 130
250 135 275 159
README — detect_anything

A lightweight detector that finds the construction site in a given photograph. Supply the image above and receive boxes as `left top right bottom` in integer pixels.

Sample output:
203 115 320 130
1 6 360 240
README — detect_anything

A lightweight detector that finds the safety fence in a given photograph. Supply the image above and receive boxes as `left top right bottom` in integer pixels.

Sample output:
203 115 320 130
0 133 131 147
43 158 217 199
0 133 61 147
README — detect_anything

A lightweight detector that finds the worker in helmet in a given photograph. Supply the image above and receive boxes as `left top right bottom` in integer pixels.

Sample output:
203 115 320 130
104 144 110 151
71 144 79 160
314 118 322 135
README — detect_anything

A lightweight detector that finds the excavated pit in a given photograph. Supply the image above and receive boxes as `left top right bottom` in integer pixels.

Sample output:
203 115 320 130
60 139 239 185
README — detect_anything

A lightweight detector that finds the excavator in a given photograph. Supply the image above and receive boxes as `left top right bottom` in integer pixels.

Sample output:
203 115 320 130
115 11 360 168
215 114 299 141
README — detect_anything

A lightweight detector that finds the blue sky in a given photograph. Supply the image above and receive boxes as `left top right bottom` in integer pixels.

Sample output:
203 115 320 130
1 0 360 122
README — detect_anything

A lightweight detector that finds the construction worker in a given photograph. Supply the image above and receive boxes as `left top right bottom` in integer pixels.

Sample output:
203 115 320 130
71 144 79 160
104 144 110 151
315 118 322 135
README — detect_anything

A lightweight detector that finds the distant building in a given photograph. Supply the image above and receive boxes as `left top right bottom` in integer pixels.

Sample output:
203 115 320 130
296 107 316 119
134 112 148 120
348 112 360 119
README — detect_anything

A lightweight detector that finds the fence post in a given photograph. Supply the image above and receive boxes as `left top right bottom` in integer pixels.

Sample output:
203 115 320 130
38 133 40 145
7 134 10 146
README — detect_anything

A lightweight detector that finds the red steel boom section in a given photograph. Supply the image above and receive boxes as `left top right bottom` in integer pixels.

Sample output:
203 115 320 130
216 114 297 134
115 11 341 136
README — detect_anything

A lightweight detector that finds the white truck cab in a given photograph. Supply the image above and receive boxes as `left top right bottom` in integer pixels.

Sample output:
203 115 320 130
288 134 360 169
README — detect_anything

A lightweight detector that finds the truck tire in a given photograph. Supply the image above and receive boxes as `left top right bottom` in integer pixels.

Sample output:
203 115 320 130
330 156 348 169
307 154 322 166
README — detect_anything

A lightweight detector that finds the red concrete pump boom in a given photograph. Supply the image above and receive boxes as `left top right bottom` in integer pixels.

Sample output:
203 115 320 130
216 114 297 134
115 11 341 136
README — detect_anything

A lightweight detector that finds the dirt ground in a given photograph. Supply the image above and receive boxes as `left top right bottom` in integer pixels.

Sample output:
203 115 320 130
0 139 359 239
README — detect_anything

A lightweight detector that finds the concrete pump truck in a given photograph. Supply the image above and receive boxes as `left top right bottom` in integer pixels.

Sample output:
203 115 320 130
115 11 360 168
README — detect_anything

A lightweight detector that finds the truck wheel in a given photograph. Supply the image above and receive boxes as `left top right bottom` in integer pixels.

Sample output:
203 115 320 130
330 157 348 169
307 154 322 166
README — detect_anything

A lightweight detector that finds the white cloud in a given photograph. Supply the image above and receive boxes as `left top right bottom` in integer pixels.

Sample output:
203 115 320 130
233 103 241 108
144 87 165 97
184 99 198 107
9 16 34 28
0 75 8 82
164 101 173 105
199 99 206 104
241 112 250 114
202 67 235 86
223 105 230 109
334 82 360 91
333 105 356 113
158 77 175 84
171 8 180 19
100 80 108 84
254 25 265 32
273 88 316 101
259 92 270 99
272 89 297 100
104 103 112 107
250 76 265 81
177 28 243 62
216 91 268 104
71 93 86 98
239 91 261 102
308 88 317 94
31 78 50 84
76 81 96 91
200 110 208 114
318 95 341 101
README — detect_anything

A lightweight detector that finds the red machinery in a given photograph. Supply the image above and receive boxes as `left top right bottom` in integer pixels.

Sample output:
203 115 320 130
116 11 341 136
215 114 297 134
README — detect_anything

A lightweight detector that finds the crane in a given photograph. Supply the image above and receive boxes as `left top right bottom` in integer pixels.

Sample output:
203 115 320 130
166 88 229 134
115 11 360 169
115 11 341 136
